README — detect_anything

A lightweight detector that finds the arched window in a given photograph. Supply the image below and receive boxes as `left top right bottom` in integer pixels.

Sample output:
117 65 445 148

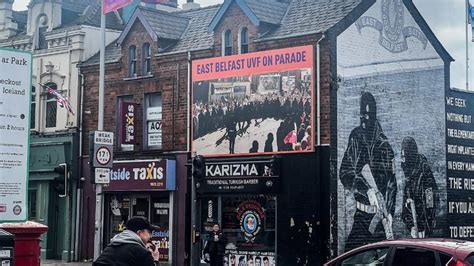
45 83 57 128
31 86 36 129
240 27 248 54
129 45 137 77
223 30 232 56
142 43 151 75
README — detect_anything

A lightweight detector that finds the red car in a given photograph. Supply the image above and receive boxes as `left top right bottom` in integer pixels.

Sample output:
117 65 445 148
324 239 474 266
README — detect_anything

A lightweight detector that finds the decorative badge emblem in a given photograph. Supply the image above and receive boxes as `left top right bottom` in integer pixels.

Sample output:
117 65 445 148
355 0 428 53
237 200 265 242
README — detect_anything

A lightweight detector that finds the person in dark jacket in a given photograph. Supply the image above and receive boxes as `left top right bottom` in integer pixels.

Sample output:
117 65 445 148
204 223 228 266
93 216 160 266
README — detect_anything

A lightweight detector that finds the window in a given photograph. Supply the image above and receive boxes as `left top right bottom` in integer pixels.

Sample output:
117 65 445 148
341 247 389 266
392 247 436 266
145 93 162 149
142 43 151 75
223 30 232 56
117 96 134 151
31 86 36 129
45 83 57 128
128 45 137 77
439 253 453 265
28 189 37 220
240 27 248 54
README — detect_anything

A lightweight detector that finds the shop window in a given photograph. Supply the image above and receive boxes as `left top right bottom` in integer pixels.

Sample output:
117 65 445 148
107 195 131 240
45 82 57 128
117 95 135 151
151 196 170 262
144 93 162 149
223 30 232 56
222 195 276 249
239 27 248 54
142 43 152 76
31 86 36 129
128 45 137 78
28 189 37 220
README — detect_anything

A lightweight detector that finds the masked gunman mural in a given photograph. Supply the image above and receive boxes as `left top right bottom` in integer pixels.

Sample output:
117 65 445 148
339 92 397 251
335 0 447 253
401 137 438 239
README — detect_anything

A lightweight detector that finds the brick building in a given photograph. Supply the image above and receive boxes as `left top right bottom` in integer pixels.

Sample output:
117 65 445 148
79 0 452 264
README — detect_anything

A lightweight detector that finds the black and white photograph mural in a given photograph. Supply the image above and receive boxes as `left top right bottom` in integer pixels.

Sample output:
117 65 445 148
192 46 315 156
335 0 447 253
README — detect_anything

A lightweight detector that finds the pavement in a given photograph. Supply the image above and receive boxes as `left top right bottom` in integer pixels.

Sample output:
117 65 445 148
41 260 92 266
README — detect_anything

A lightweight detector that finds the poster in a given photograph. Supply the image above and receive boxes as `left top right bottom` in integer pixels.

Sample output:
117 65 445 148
0 48 32 222
192 45 314 156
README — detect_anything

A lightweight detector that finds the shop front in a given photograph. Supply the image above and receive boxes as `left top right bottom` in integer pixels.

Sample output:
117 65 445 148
102 159 176 264
197 157 279 265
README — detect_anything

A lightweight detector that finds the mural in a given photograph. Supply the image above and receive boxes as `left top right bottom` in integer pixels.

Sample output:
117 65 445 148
336 0 446 253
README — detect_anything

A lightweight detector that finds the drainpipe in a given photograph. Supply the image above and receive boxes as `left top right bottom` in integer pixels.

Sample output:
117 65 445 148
187 52 191 152
316 34 325 146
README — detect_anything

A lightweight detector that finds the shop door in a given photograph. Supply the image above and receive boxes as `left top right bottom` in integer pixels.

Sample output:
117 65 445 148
132 196 150 218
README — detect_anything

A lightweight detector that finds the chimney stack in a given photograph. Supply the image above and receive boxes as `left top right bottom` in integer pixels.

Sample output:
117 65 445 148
182 0 200 10
0 0 17 40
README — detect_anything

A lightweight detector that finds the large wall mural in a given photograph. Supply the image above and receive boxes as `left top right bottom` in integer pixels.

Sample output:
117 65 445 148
335 0 446 254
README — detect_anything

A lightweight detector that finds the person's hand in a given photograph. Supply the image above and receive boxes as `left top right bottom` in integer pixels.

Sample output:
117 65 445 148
151 245 160 262
411 227 418 238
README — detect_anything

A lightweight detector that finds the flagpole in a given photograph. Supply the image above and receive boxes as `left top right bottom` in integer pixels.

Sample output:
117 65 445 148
467 0 470 91
94 6 106 260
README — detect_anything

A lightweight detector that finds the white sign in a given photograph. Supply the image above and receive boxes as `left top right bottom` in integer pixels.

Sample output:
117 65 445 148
95 168 110 184
0 250 10 258
93 130 114 168
148 120 162 133
0 48 32 222
94 131 114 145
147 107 162 121
96 147 111 166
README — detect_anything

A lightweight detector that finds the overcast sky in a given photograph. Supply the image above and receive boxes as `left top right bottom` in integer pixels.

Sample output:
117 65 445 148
12 0 472 90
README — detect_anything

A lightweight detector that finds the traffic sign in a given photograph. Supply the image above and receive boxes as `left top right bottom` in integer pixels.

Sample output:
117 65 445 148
93 131 114 168
95 168 110 184
96 147 111 166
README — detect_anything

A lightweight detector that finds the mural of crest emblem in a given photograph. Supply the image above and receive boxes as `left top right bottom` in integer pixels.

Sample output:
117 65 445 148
355 0 428 53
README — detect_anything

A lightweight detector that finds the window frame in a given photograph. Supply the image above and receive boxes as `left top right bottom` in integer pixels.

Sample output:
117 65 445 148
116 95 134 151
44 82 58 128
144 92 163 150
28 189 38 221
239 27 249 54
223 29 232 56
142 42 152 76
128 45 137 78
31 85 36 129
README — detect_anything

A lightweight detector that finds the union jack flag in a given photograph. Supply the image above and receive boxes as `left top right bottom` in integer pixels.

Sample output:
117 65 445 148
40 83 75 115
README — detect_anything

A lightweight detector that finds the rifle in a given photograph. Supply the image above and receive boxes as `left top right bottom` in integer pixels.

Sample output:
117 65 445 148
375 191 394 240
408 199 419 238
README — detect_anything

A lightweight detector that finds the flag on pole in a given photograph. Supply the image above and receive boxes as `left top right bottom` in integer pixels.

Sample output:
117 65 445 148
103 0 133 14
40 83 75 115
